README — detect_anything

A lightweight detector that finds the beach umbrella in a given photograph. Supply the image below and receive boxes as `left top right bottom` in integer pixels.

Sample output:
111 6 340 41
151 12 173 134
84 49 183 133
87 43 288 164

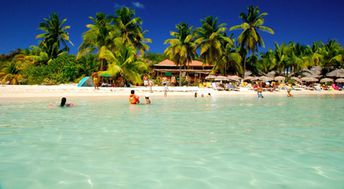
303 72 322 78
326 69 344 77
335 78 344 83
214 75 229 81
205 75 216 80
301 77 318 82
266 71 276 77
245 71 252 76
227 75 241 82
243 76 255 81
259 76 273 82
274 76 285 81
310 66 322 75
320 78 334 83
99 73 112 77
290 77 302 83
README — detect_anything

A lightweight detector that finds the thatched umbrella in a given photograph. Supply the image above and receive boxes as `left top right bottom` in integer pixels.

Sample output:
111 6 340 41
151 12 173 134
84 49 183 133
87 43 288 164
266 71 276 77
227 75 241 82
303 72 322 78
290 77 302 83
335 78 344 83
326 69 344 77
320 78 334 83
274 76 285 81
214 75 229 81
310 66 322 75
205 75 216 80
243 76 256 81
301 77 318 82
245 71 252 76
259 76 273 82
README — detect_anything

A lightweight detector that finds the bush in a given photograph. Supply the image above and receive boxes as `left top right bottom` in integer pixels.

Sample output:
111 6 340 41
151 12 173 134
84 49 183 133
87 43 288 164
23 54 82 84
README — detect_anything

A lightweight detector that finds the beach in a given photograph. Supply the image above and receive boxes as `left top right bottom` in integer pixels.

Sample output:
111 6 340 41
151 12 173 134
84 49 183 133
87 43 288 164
1 84 344 98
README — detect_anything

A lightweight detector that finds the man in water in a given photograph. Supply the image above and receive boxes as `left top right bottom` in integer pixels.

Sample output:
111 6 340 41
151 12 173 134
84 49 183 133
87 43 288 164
257 83 264 98
287 84 293 97
163 83 168 97
129 90 140 104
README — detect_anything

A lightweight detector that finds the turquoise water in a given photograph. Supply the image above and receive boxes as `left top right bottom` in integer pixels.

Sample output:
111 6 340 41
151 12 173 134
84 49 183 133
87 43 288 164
0 95 344 189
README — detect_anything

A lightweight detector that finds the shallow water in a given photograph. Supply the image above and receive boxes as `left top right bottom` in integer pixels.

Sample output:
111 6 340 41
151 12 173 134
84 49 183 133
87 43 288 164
0 95 344 189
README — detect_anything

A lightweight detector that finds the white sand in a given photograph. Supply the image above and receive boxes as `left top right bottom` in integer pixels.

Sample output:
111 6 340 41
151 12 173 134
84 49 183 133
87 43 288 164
0 84 343 98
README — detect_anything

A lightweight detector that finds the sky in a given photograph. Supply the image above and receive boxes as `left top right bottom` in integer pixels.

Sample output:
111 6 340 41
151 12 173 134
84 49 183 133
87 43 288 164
1 0 344 55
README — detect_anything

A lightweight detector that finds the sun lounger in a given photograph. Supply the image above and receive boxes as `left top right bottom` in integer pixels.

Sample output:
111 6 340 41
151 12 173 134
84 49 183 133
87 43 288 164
212 82 224 91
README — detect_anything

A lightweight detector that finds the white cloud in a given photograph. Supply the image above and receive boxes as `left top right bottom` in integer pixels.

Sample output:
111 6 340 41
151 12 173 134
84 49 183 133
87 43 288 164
132 1 144 9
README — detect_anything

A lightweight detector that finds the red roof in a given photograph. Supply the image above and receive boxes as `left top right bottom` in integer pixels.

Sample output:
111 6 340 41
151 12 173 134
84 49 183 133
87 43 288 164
155 59 212 67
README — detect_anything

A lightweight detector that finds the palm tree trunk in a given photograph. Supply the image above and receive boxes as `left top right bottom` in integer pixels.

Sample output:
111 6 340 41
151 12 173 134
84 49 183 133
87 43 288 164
242 56 247 79
179 65 182 86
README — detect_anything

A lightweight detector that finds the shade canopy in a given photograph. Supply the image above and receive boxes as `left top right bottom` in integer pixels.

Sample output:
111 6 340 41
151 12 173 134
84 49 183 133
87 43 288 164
227 75 241 82
214 75 229 81
326 69 344 77
301 77 318 82
243 76 255 81
99 73 113 77
259 76 273 82
320 78 334 83
335 78 344 83
290 77 302 83
274 76 285 81
205 75 216 80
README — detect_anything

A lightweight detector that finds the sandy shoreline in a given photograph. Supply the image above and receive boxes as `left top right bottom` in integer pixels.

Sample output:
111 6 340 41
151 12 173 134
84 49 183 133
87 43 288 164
1 84 344 98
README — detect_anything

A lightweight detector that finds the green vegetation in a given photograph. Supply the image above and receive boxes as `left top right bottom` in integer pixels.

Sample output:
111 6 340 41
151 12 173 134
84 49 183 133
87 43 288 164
0 5 343 85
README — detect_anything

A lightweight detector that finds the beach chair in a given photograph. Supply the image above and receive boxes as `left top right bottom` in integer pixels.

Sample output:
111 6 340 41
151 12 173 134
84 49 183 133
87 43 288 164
212 82 224 91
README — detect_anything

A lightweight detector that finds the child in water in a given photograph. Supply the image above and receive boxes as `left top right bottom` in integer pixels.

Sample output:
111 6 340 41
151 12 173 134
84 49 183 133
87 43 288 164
144 95 151 104
129 90 140 104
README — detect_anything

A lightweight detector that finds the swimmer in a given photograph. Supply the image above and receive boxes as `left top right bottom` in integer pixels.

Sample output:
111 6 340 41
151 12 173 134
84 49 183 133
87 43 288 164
60 97 74 107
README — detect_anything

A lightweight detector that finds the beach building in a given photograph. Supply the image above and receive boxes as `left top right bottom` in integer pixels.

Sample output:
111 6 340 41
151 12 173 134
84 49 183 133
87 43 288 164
153 59 213 84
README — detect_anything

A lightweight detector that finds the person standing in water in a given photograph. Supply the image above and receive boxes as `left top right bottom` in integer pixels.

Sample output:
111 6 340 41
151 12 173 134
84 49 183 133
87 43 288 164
257 82 264 98
287 84 293 97
129 90 140 104
163 83 168 97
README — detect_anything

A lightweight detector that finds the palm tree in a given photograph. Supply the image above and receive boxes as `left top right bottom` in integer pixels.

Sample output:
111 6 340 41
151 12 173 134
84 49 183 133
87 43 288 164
255 49 276 74
217 41 243 75
36 12 73 60
78 12 114 70
323 40 343 70
112 7 151 55
195 16 233 68
0 61 23 85
230 6 274 78
99 39 148 84
164 23 196 86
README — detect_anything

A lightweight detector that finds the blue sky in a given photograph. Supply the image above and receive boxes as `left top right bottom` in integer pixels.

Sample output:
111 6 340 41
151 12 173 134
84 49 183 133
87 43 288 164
0 0 343 54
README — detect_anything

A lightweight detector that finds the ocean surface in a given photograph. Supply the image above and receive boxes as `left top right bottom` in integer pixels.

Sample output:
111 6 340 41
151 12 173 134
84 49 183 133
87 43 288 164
0 95 344 189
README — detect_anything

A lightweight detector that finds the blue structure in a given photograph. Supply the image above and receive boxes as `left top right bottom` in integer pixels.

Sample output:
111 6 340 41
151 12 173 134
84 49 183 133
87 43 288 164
77 76 94 87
